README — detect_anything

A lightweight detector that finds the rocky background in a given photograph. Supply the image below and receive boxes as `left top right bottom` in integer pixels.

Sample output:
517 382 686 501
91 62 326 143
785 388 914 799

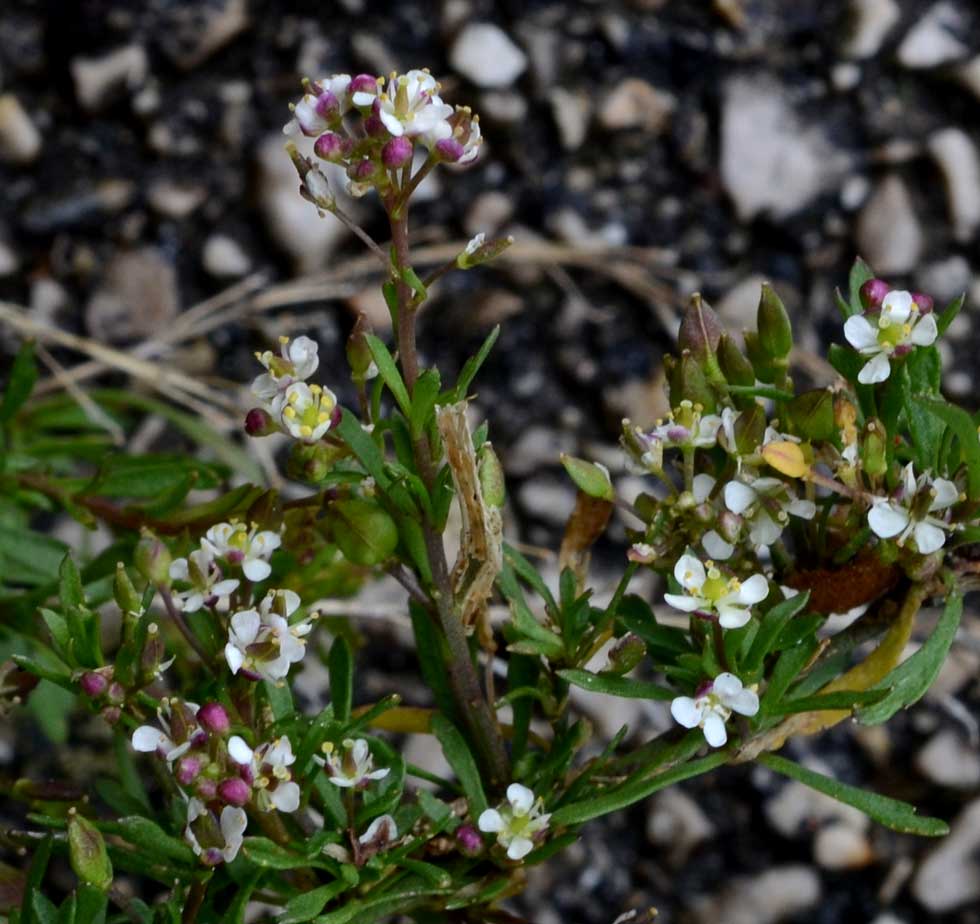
2 0 980 921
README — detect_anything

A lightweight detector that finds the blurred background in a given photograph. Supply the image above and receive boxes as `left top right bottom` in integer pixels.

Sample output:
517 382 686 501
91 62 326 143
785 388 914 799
1 0 980 921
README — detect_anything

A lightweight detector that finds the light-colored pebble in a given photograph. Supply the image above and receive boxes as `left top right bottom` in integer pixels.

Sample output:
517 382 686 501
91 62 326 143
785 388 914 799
913 798 980 912
147 179 208 220
599 78 675 133
956 55 980 102
855 175 923 274
464 191 514 237
507 425 572 477
549 88 590 151
450 23 527 88
0 241 18 276
845 0 900 58
928 127 980 242
897 2 968 69
717 274 767 337
0 94 41 165
916 255 971 304
647 788 715 866
517 476 576 526
202 234 252 278
71 45 148 112
692 865 821 924
813 822 875 870
915 728 980 789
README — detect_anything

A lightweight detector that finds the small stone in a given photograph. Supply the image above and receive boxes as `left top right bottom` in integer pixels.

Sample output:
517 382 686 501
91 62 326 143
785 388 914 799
549 88 590 151
897 2 968 69
0 94 41 165
85 248 179 343
913 798 980 912
720 76 845 221
508 426 573 477
450 23 527 88
915 728 980 789
147 179 208 220
855 175 923 274
717 274 769 337
202 234 251 278
464 191 514 237
647 788 715 866
517 476 576 526
841 174 871 210
870 916 907 924
71 45 148 112
916 255 971 305
831 62 862 91
159 0 250 71
845 0 901 58
814 822 875 870
30 277 69 325
956 56 980 102
478 90 527 123
599 78 675 133
0 241 18 276
928 128 980 242
692 865 821 924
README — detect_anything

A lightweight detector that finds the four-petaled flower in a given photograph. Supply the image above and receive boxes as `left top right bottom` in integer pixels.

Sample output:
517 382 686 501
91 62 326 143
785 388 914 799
377 69 453 139
723 477 816 548
224 589 314 682
184 798 247 865
284 75 352 137
132 700 202 765
228 735 300 813
168 545 239 612
843 290 938 384
478 783 550 861
252 335 320 407
204 521 281 582
664 553 768 629
868 463 960 554
632 400 722 472
279 382 338 443
316 738 390 788
671 672 759 747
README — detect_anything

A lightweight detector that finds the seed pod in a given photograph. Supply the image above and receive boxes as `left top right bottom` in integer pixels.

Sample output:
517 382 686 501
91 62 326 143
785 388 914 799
68 810 113 892
135 532 171 586
560 454 615 502
670 351 717 412
606 633 646 675
717 333 754 388
328 498 399 566
678 293 723 364
757 283 793 359
478 443 506 508
861 419 888 477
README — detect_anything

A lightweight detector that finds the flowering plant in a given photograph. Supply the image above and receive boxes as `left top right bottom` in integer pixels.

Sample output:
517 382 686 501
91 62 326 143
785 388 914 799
1 69 978 924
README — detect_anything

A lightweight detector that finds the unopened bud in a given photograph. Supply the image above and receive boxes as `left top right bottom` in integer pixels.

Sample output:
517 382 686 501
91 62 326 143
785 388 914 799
68 810 113 892
859 278 890 311
606 633 646 675
80 671 109 698
245 407 277 437
670 351 716 412
314 131 348 162
718 510 742 543
478 444 506 508
218 777 251 807
456 234 513 270
382 136 413 168
113 563 141 616
733 404 765 455
911 292 934 314
349 73 380 106
198 702 231 736
861 419 887 477
100 706 122 726
177 756 203 786
346 312 377 383
455 824 484 856
106 682 126 705
135 531 171 586
435 137 465 163
677 293 723 364
717 333 754 388
757 283 793 360
304 167 335 210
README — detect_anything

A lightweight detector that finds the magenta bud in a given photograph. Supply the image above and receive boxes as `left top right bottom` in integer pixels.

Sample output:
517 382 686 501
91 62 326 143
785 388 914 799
314 90 339 121
435 137 465 163
456 824 484 856
195 778 217 800
100 706 121 726
859 278 890 312
330 405 343 429
245 407 276 437
350 158 377 181
911 292 934 314
382 136 413 168
177 756 203 786
80 671 108 698
218 777 251 807
198 702 231 735
350 73 378 100
362 113 386 137
202 847 223 866
314 131 347 162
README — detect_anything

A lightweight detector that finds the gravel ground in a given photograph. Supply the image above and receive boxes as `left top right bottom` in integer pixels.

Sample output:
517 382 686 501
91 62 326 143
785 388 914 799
2 0 980 921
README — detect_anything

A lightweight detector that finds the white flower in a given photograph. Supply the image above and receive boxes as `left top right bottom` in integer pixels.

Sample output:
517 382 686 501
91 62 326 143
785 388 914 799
358 814 398 847
169 545 239 612
465 232 485 256
251 335 320 406
843 290 938 385
867 463 960 554
664 553 768 629
723 477 816 548
671 672 759 747
228 735 300 813
633 401 722 471
279 382 338 444
692 473 735 561
204 521 281 582
185 798 247 865
224 589 313 682
132 724 190 763
316 738 390 788
377 69 453 139
478 783 550 861
132 700 201 764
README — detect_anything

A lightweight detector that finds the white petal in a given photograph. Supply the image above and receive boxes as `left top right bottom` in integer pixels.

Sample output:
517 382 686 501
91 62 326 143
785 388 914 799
913 521 946 554
132 726 167 752
881 290 913 325
930 478 959 511
670 696 702 729
169 558 189 581
279 590 302 615
737 574 769 605
749 510 783 547
271 782 301 813
868 502 908 539
909 312 938 346
663 593 702 613
478 809 505 833
224 643 244 675
673 554 706 592
843 315 879 351
724 481 757 515
729 688 760 717
227 735 254 765
507 837 535 860
692 473 716 504
243 558 272 582
702 712 728 748
787 499 817 520
230 609 261 645
902 462 917 496
351 738 369 768
378 108 405 136
507 783 535 815
717 605 751 629
366 767 390 781
712 672 742 699
702 530 734 561
212 578 240 597
858 352 891 384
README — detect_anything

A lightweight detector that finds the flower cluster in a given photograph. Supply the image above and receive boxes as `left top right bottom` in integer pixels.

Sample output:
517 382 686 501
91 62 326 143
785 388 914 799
225 589 316 683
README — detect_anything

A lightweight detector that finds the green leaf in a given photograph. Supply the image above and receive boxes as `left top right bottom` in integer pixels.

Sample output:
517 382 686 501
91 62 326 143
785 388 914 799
408 602 457 721
59 555 85 611
30 892 58 924
503 544 558 615
72 887 107 924
409 369 441 439
0 340 38 423
557 669 673 700
280 883 348 924
858 591 963 725
760 638 820 714
328 637 353 723
241 838 324 870
506 654 538 763
498 564 564 659
0 526 68 587
758 752 948 836
83 455 224 500
328 498 399 566
264 679 294 720
913 396 980 499
226 871 262 924
454 326 500 400
401 266 428 302
21 835 54 924
617 595 691 661
108 818 196 868
363 334 411 417
559 454 614 501
848 257 875 316
769 689 888 715
936 293 965 335
430 714 487 818
335 410 390 490
743 591 810 676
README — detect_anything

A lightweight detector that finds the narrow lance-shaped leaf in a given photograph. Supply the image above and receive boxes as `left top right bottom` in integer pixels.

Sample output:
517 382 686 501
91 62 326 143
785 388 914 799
430 714 488 818
363 333 412 416
328 636 353 724
557 668 674 701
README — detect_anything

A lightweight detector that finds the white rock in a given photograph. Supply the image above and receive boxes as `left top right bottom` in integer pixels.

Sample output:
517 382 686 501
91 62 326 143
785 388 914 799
855 175 923 274
845 0 900 59
464 191 514 237
915 728 980 789
599 78 675 133
549 88 590 151
450 23 527 88
517 476 576 526
0 241 18 276
956 55 980 101
0 94 41 165
831 62 862 91
916 255 971 304
928 127 980 242
647 788 715 866
897 3 968 69
720 76 845 222
717 274 768 337
507 425 573 477
814 822 875 869
841 174 871 209
869 916 907 924
30 277 69 324
202 234 252 278
164 0 249 71
913 798 980 912
766 758 870 837
479 90 527 123
71 45 148 112
147 179 207 220
692 865 821 924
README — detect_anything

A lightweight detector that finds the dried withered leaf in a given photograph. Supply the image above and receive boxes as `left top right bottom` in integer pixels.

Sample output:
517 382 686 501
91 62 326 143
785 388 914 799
559 492 613 588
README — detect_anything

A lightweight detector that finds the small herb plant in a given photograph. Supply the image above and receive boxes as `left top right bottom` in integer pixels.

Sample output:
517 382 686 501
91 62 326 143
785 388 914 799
1 68 978 924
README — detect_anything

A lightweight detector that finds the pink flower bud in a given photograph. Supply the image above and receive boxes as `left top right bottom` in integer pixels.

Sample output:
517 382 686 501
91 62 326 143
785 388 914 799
314 131 347 162
382 136 413 168
245 408 276 437
218 777 251 807
435 138 464 163
349 73 379 104
911 292 934 314
859 278 890 312
314 90 340 122
195 778 217 800
100 706 121 726
176 756 203 786
362 112 386 137
349 158 377 182
455 824 483 856
80 671 108 698
198 702 231 735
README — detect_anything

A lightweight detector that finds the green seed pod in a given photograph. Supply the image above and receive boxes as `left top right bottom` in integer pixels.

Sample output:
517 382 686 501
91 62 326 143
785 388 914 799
861 419 888 477
786 388 836 442
113 563 142 618
757 283 793 359
478 443 506 508
328 498 399 566
744 330 784 385
560 454 615 502
134 531 171 587
678 293 723 364
605 633 646 675
68 810 113 892
717 333 754 388
670 351 717 412
347 312 376 384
